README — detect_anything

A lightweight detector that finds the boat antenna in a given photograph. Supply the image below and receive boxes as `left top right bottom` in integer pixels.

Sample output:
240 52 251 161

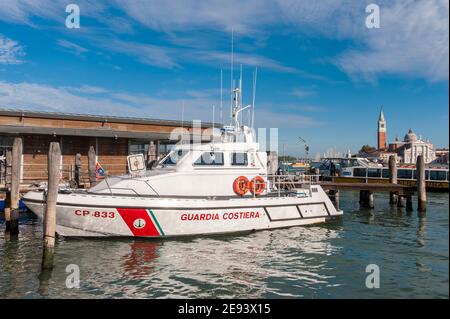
251 67 258 129
230 28 234 121
239 64 243 108
181 100 185 129
220 69 223 124
212 104 215 144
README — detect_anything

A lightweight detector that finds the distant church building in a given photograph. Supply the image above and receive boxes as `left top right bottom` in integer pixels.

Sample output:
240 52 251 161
377 109 387 150
389 128 436 164
364 109 437 164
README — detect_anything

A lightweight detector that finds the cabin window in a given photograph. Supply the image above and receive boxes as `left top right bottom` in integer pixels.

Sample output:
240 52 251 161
231 153 248 166
382 169 390 179
194 152 224 166
398 169 413 179
429 170 447 181
160 149 186 165
368 168 381 178
354 168 367 177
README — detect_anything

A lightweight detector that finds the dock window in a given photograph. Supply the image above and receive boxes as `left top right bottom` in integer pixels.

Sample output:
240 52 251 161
194 152 224 166
231 153 248 166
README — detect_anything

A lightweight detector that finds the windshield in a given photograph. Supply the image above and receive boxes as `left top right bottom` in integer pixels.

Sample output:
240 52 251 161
159 149 187 166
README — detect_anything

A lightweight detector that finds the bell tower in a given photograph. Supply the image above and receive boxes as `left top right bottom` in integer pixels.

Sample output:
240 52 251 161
377 108 387 150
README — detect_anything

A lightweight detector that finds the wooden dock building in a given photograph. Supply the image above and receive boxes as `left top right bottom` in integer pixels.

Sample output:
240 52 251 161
0 109 216 187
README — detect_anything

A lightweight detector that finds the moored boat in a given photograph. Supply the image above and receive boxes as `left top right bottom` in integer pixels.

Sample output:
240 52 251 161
22 83 343 237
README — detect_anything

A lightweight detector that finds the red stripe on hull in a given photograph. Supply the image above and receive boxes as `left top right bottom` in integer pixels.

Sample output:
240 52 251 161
116 208 159 237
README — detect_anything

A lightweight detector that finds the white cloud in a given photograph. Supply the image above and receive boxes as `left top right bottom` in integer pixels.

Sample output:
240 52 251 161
95 37 297 72
335 0 449 82
0 81 323 129
57 39 89 56
66 85 108 94
98 39 180 69
0 34 25 64
291 87 316 98
0 1 106 26
1 0 447 82
112 0 277 34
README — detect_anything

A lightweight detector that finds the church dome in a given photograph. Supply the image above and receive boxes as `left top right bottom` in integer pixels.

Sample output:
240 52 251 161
404 128 417 142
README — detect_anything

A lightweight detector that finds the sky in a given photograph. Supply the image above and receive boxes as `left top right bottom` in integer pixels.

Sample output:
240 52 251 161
0 0 448 158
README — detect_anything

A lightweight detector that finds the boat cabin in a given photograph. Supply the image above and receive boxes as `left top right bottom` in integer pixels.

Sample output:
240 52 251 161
90 127 269 197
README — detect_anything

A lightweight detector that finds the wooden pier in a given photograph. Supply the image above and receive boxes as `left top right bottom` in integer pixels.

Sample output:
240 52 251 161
319 181 415 210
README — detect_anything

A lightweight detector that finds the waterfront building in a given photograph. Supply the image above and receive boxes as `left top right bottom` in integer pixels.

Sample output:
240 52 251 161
0 109 215 185
434 148 449 164
394 128 436 164
359 109 438 164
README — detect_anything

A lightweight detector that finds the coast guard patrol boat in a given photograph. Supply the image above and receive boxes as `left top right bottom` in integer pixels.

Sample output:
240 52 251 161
23 83 343 238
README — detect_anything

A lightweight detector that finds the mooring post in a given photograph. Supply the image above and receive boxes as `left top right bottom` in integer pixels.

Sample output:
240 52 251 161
88 146 97 187
406 195 413 212
397 195 404 208
361 190 374 209
416 155 426 213
333 190 340 210
4 150 12 233
327 189 340 210
367 191 374 209
389 155 398 205
42 142 61 270
75 153 81 188
7 138 22 235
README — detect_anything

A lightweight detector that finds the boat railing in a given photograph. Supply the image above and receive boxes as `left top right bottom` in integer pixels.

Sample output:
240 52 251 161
267 174 320 197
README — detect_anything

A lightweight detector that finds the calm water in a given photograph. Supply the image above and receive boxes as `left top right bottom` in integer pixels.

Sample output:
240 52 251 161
0 191 448 299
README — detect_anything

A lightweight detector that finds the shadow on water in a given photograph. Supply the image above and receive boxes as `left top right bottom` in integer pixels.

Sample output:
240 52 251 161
0 191 448 298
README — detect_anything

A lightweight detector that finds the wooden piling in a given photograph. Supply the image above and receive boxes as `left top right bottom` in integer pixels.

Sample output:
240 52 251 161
359 190 365 204
88 146 97 187
367 191 374 209
332 190 340 210
360 190 374 209
42 142 61 270
7 138 22 235
406 195 413 212
4 150 12 233
397 195 404 208
389 155 398 205
416 155 426 213
74 153 81 187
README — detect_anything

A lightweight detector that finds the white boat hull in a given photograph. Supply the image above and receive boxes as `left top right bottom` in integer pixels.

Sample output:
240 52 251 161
22 187 342 238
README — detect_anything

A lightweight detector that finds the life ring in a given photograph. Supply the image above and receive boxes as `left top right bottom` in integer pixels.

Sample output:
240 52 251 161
233 176 250 196
250 176 266 195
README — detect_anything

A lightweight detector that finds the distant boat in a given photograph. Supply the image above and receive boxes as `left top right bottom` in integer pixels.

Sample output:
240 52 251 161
338 162 448 192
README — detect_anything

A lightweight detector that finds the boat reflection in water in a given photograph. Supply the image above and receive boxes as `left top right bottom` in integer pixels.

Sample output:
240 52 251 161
40 225 342 298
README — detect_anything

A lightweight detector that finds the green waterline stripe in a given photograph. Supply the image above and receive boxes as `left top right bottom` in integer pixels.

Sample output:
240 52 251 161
147 209 165 236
